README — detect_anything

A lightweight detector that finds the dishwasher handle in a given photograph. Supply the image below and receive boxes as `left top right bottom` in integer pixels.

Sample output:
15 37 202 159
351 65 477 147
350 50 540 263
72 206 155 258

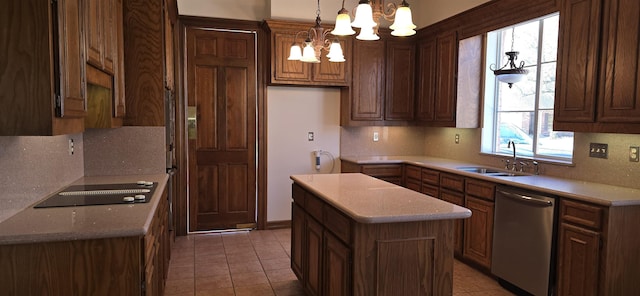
497 190 553 207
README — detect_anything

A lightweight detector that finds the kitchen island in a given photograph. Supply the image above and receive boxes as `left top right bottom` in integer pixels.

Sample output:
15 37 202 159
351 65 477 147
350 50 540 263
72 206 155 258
0 174 170 296
290 173 471 296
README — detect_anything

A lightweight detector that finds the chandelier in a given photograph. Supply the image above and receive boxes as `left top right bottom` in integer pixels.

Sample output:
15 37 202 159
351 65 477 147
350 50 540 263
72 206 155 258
490 27 529 88
288 0 345 63
332 0 416 41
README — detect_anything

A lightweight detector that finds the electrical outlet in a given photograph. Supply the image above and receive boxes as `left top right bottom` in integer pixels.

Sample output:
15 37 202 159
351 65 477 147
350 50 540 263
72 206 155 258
68 139 74 155
630 146 639 162
589 143 608 159
455 134 460 144
373 132 379 142
308 132 314 141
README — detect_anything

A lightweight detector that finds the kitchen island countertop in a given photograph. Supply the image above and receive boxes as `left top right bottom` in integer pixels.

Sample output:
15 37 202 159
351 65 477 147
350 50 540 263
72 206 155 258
290 173 471 224
341 155 640 207
0 174 168 245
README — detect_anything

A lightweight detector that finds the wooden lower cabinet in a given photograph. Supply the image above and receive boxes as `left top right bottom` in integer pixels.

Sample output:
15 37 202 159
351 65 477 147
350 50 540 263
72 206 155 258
441 189 464 256
292 183 455 296
462 196 494 269
341 161 403 186
557 223 600 296
0 188 171 296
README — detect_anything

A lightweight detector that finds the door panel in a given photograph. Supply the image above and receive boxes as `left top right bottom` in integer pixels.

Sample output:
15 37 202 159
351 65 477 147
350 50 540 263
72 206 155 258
187 27 256 231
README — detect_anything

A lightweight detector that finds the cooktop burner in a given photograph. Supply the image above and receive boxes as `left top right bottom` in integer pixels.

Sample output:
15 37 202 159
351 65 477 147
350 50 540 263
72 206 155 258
34 182 157 208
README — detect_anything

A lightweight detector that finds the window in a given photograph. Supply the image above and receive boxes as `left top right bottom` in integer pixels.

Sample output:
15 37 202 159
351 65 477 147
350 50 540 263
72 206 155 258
481 13 573 161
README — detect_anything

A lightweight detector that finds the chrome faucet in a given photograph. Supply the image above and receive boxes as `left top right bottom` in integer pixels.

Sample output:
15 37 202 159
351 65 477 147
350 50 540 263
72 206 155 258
507 140 517 170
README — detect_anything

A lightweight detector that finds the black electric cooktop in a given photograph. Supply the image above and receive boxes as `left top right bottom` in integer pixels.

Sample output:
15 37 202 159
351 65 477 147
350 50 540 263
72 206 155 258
34 182 157 208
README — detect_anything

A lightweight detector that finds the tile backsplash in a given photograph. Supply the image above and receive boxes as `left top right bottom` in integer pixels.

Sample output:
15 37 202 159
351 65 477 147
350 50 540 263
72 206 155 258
0 134 84 221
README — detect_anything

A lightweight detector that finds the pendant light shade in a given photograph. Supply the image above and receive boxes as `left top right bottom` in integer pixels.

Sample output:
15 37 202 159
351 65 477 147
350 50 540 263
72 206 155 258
332 9 356 36
389 5 416 36
351 1 377 29
288 44 303 61
300 41 320 63
326 41 345 62
356 25 380 41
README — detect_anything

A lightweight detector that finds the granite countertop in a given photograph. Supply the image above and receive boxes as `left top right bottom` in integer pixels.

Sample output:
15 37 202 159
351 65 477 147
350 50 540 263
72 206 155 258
290 173 472 224
0 174 169 245
341 155 640 207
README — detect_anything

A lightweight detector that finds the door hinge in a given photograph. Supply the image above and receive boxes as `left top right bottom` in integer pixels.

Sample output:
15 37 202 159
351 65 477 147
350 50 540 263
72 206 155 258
55 94 63 117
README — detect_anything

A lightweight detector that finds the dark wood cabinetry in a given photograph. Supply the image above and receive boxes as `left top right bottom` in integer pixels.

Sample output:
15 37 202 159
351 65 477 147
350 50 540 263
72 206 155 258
292 184 352 296
0 187 171 296
416 30 458 126
463 179 495 269
265 20 351 87
123 0 166 126
341 161 403 185
341 34 416 126
555 0 640 133
0 0 85 136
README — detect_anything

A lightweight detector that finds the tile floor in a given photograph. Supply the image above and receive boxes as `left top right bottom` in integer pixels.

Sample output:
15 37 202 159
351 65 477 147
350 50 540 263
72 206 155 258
164 229 514 296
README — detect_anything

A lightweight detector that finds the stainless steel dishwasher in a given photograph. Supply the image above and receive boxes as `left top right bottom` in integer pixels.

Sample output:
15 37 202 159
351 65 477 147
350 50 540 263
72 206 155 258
492 186 557 296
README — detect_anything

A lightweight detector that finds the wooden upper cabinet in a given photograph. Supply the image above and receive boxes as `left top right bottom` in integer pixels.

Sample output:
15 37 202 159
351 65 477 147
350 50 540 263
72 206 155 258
385 40 416 121
84 0 117 75
350 39 386 121
416 30 458 126
343 33 416 126
555 0 640 133
555 0 600 124
0 0 86 136
266 20 351 86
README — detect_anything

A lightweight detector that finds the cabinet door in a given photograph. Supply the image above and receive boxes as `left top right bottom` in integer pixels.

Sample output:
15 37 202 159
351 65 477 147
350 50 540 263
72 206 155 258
385 40 415 120
416 39 437 121
598 0 640 123
434 31 458 123
101 0 116 74
555 0 601 123
305 216 323 296
323 231 351 296
57 0 86 119
271 31 311 84
291 203 305 280
312 38 350 86
351 39 385 121
557 223 600 296
85 0 103 69
441 190 464 256
113 0 125 118
463 196 494 269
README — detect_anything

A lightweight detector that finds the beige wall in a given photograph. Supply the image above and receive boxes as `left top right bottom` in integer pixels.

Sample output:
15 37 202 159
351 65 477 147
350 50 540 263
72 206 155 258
341 126 427 156
177 0 270 20
418 0 491 27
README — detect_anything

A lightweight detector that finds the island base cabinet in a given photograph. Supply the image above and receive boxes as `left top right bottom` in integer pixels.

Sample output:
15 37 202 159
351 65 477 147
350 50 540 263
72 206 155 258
352 221 454 296
292 182 457 296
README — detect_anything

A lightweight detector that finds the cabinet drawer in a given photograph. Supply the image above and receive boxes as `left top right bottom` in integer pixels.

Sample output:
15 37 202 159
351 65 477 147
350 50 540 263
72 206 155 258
405 165 421 180
324 205 352 245
560 199 605 230
465 179 495 201
361 164 403 177
421 184 439 198
305 193 324 222
440 173 465 192
292 183 306 206
421 168 440 186
406 178 422 192
441 189 464 206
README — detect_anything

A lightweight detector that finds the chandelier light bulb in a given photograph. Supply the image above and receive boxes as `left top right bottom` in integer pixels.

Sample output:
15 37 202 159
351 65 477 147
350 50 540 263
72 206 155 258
327 41 345 62
351 1 377 29
390 5 416 36
288 44 303 60
300 42 320 63
332 10 356 36
356 25 379 41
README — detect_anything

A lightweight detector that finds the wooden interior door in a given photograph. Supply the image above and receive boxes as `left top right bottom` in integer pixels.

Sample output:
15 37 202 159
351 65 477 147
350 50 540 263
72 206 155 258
186 27 257 231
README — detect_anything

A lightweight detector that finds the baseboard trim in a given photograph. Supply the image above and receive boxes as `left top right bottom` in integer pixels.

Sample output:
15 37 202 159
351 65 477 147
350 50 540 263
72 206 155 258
266 220 291 230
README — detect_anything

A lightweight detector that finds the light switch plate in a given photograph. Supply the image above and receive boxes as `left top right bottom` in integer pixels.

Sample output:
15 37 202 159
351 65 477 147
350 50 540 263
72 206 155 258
589 143 608 159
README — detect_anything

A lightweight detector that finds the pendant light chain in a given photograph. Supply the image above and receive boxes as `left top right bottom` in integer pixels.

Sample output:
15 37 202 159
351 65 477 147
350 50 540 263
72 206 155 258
316 0 321 17
511 26 516 52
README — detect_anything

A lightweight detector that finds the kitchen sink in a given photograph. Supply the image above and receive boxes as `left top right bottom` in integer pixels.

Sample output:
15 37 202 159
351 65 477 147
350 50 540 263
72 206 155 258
456 166 526 177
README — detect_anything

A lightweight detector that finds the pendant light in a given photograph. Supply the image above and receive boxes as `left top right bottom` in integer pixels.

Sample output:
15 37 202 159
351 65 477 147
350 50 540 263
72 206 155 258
288 0 345 63
332 0 416 40
491 27 529 88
